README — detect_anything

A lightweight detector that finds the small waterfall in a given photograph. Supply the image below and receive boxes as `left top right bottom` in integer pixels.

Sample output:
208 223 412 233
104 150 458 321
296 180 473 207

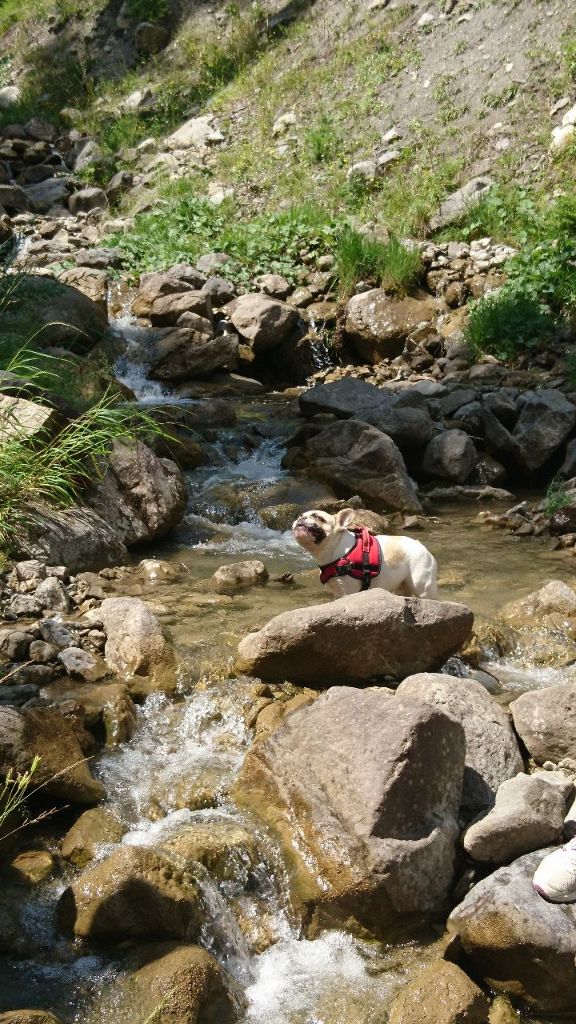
111 317 169 403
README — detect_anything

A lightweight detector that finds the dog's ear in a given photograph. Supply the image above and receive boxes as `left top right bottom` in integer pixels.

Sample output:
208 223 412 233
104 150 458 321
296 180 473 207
335 508 355 530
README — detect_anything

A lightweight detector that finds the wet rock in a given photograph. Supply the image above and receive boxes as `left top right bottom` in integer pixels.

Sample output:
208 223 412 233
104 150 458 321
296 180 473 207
213 560 269 595
299 378 386 419
10 850 55 884
229 294 299 353
235 686 465 937
388 961 490 1024
498 581 576 667
396 673 523 815
58 267 108 311
0 684 39 707
0 1014 63 1024
61 806 126 867
39 619 75 648
86 440 188 545
0 706 104 805
91 597 175 686
103 943 244 1024
0 630 33 660
149 328 238 381
5 594 42 618
149 291 212 327
58 845 202 941
463 772 570 863
57 646 107 682
19 506 128 573
513 390 576 473
162 823 258 881
448 848 576 1013
236 590 473 687
510 683 576 765
28 640 58 663
102 686 138 745
344 290 442 364
360 405 434 452
287 419 422 512
422 430 477 483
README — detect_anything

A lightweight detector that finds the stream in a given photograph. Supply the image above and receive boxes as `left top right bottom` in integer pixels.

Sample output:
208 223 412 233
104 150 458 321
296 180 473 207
1 323 575 1022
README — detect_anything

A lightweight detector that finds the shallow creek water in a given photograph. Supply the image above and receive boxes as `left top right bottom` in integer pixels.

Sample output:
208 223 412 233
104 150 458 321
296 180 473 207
1 343 575 1022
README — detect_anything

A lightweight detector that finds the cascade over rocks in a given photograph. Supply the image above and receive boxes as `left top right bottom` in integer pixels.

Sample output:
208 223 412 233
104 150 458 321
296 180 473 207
236 590 474 686
448 848 576 1013
284 419 422 512
395 673 523 814
234 686 465 937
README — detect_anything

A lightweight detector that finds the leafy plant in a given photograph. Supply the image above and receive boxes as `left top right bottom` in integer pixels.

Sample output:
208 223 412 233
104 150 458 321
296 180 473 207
335 227 421 297
126 0 168 21
465 287 554 361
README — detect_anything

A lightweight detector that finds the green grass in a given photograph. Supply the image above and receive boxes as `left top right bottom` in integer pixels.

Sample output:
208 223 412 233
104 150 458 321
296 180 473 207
544 478 572 518
335 228 422 297
0 756 40 836
465 288 554 361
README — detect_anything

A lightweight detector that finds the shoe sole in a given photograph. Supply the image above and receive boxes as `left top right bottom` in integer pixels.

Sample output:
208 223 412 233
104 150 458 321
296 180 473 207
533 882 576 904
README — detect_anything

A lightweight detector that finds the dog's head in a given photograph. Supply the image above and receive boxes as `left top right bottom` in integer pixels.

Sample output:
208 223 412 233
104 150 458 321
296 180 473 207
292 507 356 551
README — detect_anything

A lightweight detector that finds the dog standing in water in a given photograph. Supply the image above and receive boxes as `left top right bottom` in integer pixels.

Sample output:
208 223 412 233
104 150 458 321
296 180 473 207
292 507 438 600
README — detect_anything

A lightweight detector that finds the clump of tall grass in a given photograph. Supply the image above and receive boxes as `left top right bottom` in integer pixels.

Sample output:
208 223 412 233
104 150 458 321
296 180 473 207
335 228 422 298
465 287 554 361
0 755 40 833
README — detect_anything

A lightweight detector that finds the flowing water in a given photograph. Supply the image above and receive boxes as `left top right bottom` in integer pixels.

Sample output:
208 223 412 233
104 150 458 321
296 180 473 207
0 331 574 1022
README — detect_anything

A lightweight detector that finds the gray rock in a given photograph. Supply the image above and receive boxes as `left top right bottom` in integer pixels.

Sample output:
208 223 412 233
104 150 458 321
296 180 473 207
86 440 188 545
299 378 387 418
429 177 493 231
20 506 128 574
510 683 576 765
360 405 434 452
24 178 70 213
149 328 238 381
448 848 576 1013
196 252 231 275
463 772 570 863
90 597 175 685
396 673 523 814
200 276 236 307
2 274 109 350
0 630 33 660
344 290 442 364
148 290 212 327
288 419 422 512
235 686 465 936
73 140 105 173
5 594 42 618
34 576 71 613
0 86 21 108
13 560 46 582
0 184 29 212
135 21 170 54
236 589 473 687
213 560 269 595
28 640 59 663
74 247 121 270
229 294 299 353
0 684 39 707
39 619 75 648
57 647 107 682
513 390 576 473
422 429 477 483
106 169 133 202
68 187 108 215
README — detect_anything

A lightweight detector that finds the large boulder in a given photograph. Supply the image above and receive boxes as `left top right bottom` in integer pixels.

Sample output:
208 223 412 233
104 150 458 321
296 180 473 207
100 943 244 1024
513 390 576 474
448 848 576 1013
298 378 387 419
429 177 493 231
360 405 434 453
286 419 422 512
23 177 71 213
132 266 207 317
463 772 570 863
57 845 202 941
510 683 576 764
344 290 442 364
0 394 60 443
17 506 128 573
236 590 473 687
395 673 523 814
0 707 104 805
387 961 490 1024
86 440 188 545
229 294 299 353
0 1014 63 1024
148 291 212 327
2 275 109 350
421 430 477 483
61 806 126 867
90 597 175 686
234 686 465 937
149 329 238 381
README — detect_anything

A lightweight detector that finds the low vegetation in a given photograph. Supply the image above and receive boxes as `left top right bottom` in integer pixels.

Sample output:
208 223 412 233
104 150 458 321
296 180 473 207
0 755 40 836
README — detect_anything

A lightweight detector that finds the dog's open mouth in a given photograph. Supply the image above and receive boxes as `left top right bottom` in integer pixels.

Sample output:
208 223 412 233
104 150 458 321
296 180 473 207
294 521 326 543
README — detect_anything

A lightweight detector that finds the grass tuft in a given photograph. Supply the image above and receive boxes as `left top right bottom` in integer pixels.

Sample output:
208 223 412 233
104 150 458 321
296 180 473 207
465 287 554 362
335 228 422 298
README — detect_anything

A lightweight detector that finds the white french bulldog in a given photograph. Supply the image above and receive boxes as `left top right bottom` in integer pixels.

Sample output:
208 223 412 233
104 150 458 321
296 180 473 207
292 507 438 600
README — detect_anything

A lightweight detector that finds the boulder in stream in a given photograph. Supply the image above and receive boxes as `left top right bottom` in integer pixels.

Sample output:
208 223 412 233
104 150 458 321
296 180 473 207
510 682 576 765
0 1013 64 1024
89 597 176 691
236 590 473 687
234 685 465 938
387 960 490 1024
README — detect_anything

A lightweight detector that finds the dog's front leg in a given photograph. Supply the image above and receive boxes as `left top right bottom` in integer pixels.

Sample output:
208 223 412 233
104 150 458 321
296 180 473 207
326 577 354 600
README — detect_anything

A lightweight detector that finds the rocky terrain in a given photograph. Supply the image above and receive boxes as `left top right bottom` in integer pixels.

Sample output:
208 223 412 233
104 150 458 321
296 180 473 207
3 2 576 1024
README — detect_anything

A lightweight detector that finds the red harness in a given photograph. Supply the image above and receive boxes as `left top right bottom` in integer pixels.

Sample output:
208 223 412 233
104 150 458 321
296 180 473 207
319 527 382 591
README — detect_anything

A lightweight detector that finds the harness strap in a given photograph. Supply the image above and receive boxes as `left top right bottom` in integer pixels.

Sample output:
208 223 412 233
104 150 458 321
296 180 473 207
319 527 382 590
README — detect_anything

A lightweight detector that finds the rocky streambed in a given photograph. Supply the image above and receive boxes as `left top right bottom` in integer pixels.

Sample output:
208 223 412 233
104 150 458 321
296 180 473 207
2 379 576 1024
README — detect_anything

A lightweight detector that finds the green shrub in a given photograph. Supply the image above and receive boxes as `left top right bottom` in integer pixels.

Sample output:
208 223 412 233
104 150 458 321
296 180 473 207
544 478 571 518
126 0 168 21
465 287 554 361
305 115 340 164
335 228 422 297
